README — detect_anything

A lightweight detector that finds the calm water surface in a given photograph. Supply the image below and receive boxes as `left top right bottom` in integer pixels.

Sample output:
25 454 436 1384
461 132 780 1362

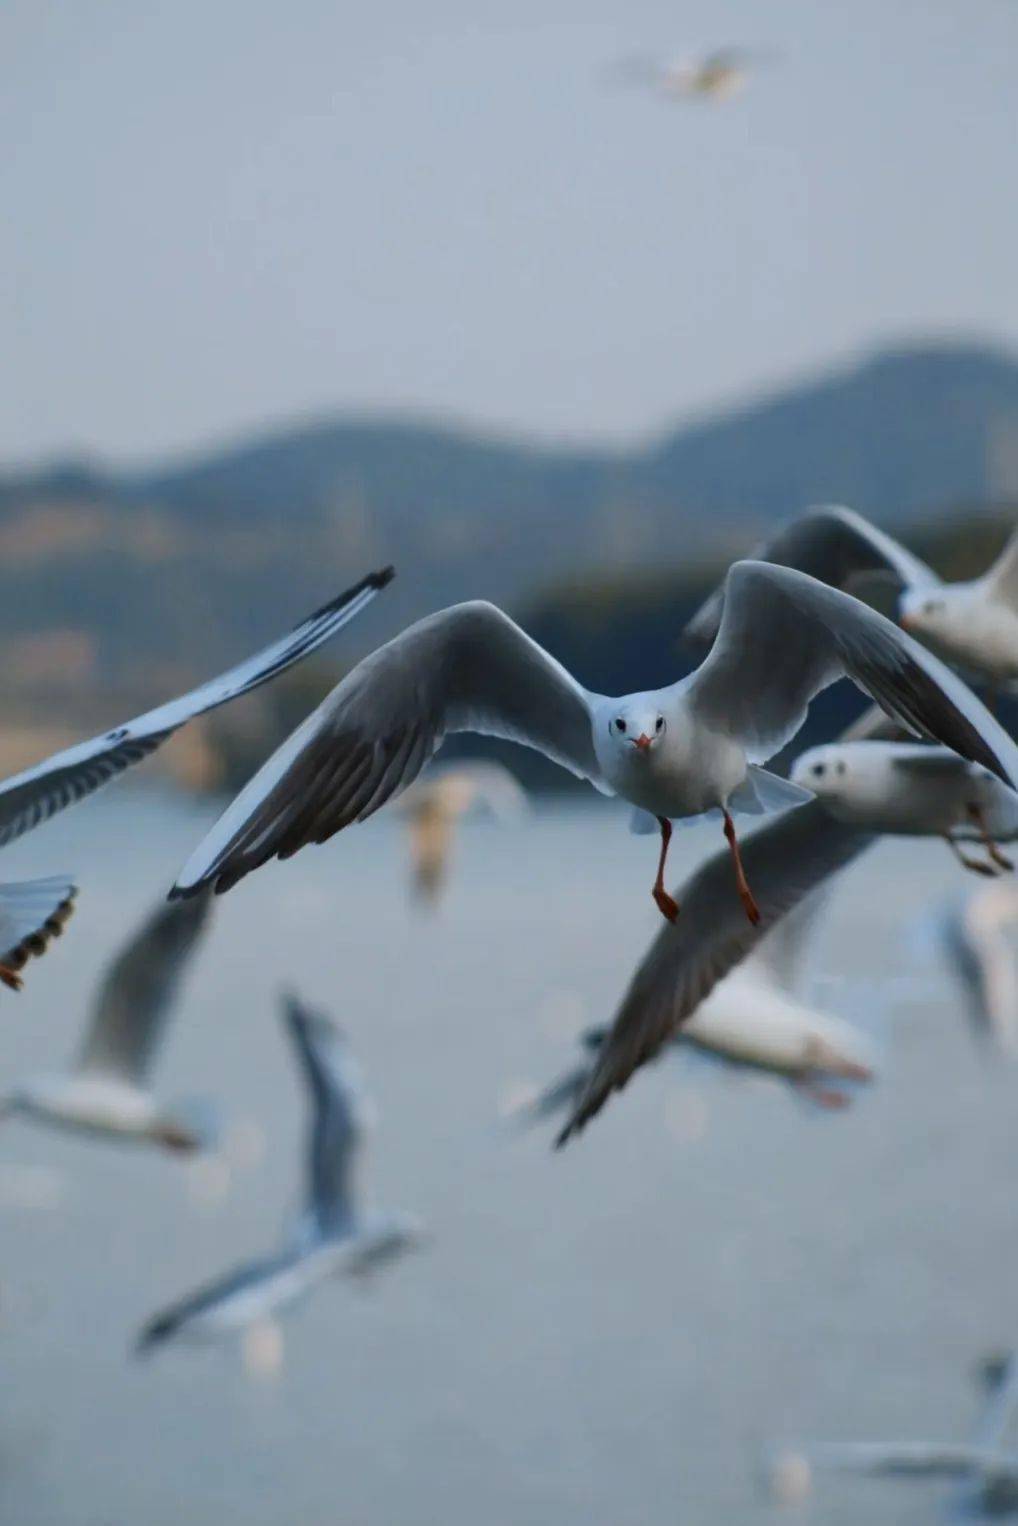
0 790 1016 1525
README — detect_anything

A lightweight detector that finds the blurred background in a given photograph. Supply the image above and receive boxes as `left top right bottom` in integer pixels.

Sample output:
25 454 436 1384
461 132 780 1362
2 1 1018 1521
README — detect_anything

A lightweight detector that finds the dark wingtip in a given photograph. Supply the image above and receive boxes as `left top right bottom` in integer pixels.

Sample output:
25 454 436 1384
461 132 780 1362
302 565 396 625
371 565 396 589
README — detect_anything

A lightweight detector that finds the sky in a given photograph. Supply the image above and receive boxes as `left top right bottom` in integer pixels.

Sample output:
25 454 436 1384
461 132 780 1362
2 0 1018 465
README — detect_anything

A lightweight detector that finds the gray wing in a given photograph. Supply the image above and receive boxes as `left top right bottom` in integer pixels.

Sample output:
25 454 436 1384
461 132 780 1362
173 601 604 898
136 1247 297 1353
746 897 827 994
684 506 939 647
557 802 874 1144
283 994 373 1236
0 568 391 850
806 1440 999 1478
685 561 1018 786
78 894 212 1083
889 746 974 778
507 1063 595 1130
0 876 77 990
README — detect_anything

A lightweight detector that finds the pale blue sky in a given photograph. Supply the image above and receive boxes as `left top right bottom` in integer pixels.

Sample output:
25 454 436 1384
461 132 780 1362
3 0 1017 463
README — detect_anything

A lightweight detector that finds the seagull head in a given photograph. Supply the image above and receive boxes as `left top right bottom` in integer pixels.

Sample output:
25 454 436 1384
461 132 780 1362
789 744 849 798
898 588 949 638
606 700 667 759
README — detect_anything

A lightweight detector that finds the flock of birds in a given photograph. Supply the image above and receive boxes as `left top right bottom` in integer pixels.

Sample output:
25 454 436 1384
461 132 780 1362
5 504 1018 1505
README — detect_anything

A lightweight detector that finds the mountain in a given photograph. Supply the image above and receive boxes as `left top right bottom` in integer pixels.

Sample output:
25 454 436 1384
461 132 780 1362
0 339 1016 749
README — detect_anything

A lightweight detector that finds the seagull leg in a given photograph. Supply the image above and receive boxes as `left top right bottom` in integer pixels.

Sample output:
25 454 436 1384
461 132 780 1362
651 816 679 923
944 832 998 877
967 804 1014 872
723 809 761 925
0 964 23 993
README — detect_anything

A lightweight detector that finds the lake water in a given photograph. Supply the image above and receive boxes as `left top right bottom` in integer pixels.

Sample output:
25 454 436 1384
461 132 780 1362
1 789 1016 1525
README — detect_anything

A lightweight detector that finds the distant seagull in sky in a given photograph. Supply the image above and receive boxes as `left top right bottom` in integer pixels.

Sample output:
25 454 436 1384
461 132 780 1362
766 1352 1018 1517
510 901 874 1128
790 740 1018 876
686 506 1018 691
170 563 1017 936
395 760 528 905
136 994 424 1357
0 894 215 1150
940 878 1018 1054
609 47 767 103
0 565 392 992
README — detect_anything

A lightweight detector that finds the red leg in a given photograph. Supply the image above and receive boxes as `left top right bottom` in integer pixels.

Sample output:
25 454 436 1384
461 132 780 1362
723 809 761 925
967 804 1014 872
944 833 997 876
0 964 23 993
651 816 679 923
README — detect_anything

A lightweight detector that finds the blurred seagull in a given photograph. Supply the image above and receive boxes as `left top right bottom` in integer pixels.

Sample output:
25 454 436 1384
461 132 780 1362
771 1352 1018 1517
610 47 765 102
941 878 1018 1054
395 760 529 904
171 563 1018 934
686 505 1018 690
0 894 214 1150
136 994 424 1355
0 565 391 992
512 901 873 1127
790 740 1018 876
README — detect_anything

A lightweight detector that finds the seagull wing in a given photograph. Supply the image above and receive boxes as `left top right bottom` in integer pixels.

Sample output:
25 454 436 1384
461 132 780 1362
0 877 77 988
283 994 374 1237
135 1249 297 1353
0 568 391 850
556 801 873 1144
974 1353 1018 1452
684 561 1018 785
78 894 212 1083
982 524 1018 608
684 507 938 648
173 601 604 897
807 1440 991 1478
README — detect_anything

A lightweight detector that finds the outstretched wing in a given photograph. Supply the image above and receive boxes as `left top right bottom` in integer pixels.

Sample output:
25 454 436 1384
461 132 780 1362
135 1248 296 1354
283 994 374 1237
78 894 212 1083
0 568 392 850
685 561 1018 785
684 506 938 648
557 801 874 1144
173 601 604 898
0 877 77 991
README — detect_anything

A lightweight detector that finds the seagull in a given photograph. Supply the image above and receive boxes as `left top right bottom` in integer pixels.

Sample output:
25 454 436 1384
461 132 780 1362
789 740 1018 876
0 894 215 1150
556 789 878 1143
394 760 529 904
686 505 1018 690
940 879 1018 1054
511 902 874 1126
610 47 764 102
0 566 391 991
136 994 424 1354
771 1352 1018 1516
170 561 1018 935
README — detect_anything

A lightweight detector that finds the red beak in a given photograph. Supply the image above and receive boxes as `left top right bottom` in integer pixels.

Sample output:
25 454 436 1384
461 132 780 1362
632 733 653 753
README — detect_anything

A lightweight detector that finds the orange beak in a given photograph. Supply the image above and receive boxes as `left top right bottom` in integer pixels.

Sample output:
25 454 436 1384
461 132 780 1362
632 733 653 753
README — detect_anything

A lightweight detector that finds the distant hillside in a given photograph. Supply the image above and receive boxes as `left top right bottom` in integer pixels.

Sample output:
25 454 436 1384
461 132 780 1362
1 338 1017 739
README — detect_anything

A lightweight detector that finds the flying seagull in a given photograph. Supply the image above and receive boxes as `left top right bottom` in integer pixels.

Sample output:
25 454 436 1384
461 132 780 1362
511 902 874 1125
610 47 766 102
790 740 1018 876
170 562 1018 933
395 760 529 904
0 565 392 991
136 993 424 1354
0 894 215 1150
686 505 1018 690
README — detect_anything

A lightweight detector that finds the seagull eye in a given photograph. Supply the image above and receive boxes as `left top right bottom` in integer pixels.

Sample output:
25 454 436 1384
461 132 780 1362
655 717 665 733
812 763 826 778
614 718 626 734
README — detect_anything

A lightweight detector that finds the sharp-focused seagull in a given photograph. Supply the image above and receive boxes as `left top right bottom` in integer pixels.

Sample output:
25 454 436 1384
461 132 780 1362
512 902 874 1126
941 879 1018 1054
136 994 423 1354
0 894 214 1149
790 740 1018 875
394 760 529 904
171 561 1018 933
769 1353 1018 1516
610 47 765 102
556 796 877 1143
686 505 1018 689
0 566 391 991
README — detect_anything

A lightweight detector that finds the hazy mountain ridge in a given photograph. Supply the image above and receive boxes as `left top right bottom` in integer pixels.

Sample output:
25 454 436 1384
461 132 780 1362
1 339 1017 735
